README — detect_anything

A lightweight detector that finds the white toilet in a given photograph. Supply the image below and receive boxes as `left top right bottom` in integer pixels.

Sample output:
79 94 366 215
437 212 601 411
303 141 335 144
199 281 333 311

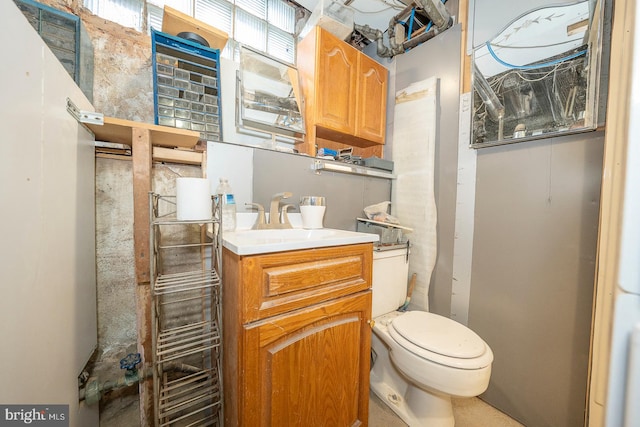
370 246 494 427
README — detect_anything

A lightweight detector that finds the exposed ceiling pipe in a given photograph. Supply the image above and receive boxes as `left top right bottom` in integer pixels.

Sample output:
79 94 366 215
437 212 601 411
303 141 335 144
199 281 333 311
355 24 393 57
387 3 415 56
414 0 452 33
354 0 453 58
472 63 505 140
472 63 504 123
402 26 438 50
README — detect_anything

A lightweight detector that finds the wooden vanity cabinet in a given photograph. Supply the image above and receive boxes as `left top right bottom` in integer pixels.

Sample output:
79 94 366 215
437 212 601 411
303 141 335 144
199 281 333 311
222 243 373 427
297 27 388 157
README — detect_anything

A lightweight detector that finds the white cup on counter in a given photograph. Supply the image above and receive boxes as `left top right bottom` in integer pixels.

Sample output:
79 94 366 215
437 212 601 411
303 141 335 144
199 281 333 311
300 196 326 229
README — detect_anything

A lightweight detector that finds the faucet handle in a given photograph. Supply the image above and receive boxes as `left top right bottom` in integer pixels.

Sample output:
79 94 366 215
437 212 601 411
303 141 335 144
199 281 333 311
280 204 294 228
272 192 293 200
245 202 266 229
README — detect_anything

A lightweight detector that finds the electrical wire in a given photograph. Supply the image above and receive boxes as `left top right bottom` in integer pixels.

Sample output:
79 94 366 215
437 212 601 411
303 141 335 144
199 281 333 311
514 61 577 82
486 61 577 91
381 0 406 10
486 41 587 70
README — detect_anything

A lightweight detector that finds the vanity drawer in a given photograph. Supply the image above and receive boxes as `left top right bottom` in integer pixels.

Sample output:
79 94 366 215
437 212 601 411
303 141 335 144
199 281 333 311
227 243 372 323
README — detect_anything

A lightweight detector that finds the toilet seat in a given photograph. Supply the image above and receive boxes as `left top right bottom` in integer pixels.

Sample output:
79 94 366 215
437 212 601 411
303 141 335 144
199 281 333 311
389 311 493 370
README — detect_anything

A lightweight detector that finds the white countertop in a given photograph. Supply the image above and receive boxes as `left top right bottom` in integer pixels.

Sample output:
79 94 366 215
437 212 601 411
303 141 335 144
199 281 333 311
222 213 379 255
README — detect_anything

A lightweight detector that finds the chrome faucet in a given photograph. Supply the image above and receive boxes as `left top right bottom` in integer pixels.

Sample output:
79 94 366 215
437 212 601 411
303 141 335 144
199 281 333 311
269 192 293 228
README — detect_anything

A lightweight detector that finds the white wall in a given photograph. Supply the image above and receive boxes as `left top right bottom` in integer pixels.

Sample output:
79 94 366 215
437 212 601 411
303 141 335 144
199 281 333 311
0 2 98 425
207 141 254 210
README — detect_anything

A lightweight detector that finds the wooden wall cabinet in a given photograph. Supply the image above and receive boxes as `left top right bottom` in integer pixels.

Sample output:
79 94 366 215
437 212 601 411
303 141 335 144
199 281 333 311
222 243 373 426
298 27 388 157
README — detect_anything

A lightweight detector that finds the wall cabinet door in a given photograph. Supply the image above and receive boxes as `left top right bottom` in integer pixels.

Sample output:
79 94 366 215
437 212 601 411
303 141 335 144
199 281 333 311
315 30 358 135
241 292 372 427
356 54 388 144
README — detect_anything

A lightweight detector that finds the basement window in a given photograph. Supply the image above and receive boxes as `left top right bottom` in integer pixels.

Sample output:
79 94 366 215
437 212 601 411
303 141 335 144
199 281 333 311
149 0 297 64
147 0 296 64
84 0 145 31
85 0 296 64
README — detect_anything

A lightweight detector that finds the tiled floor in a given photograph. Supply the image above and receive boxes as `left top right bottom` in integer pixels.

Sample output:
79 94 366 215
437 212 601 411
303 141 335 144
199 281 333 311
369 391 525 427
100 381 524 426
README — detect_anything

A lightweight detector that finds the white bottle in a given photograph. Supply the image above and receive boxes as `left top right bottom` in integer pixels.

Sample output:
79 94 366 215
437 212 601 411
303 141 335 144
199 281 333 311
216 178 236 232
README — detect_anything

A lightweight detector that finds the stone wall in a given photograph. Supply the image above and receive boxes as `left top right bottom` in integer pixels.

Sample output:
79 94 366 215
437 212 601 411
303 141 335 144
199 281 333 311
38 0 155 122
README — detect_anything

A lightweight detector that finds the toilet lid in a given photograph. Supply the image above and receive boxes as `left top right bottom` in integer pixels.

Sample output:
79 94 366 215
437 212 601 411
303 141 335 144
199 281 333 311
391 311 486 359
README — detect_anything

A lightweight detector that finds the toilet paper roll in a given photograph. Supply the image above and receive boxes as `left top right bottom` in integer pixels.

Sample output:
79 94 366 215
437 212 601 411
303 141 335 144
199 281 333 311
176 177 212 221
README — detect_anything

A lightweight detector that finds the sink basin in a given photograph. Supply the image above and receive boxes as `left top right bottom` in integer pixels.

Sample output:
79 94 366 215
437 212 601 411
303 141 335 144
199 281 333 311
222 227 379 255
232 228 337 241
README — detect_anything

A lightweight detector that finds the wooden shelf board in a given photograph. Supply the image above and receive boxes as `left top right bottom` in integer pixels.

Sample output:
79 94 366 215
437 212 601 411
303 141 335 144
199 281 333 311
87 116 201 149
162 5 228 50
153 146 203 165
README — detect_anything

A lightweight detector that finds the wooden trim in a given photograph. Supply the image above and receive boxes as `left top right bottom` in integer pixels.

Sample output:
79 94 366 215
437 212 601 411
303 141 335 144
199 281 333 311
162 5 228 49
153 146 203 165
459 0 472 94
96 147 204 165
86 116 200 148
135 284 153 426
586 0 635 423
95 152 131 161
132 128 152 284
131 127 154 425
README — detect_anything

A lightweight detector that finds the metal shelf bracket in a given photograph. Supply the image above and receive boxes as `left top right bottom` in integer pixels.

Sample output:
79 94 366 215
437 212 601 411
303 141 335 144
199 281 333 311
66 98 104 125
312 159 395 179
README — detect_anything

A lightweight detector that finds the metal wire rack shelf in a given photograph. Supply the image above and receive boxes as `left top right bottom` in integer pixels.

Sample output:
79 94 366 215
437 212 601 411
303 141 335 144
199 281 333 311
149 192 223 427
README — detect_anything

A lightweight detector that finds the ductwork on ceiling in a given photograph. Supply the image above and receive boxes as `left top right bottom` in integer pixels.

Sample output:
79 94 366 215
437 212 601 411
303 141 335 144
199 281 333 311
355 0 453 58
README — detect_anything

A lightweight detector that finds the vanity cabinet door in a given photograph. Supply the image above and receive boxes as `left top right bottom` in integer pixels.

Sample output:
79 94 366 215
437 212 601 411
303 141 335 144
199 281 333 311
241 291 371 427
222 243 374 427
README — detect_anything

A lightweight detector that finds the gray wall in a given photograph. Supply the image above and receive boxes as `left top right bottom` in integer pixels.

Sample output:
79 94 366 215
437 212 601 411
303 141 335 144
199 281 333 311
393 25 462 316
465 1 607 424
252 149 392 231
393 18 603 426
469 132 603 426
207 142 392 229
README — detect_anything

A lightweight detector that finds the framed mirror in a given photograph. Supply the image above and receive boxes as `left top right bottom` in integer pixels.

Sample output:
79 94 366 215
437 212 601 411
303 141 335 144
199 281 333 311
471 0 606 148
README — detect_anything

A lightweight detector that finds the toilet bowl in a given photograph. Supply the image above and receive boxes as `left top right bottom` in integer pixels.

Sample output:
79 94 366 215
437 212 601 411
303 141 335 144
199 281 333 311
370 247 493 427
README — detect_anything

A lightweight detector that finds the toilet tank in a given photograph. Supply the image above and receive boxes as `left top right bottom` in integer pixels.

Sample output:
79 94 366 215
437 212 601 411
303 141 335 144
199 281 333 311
372 246 410 318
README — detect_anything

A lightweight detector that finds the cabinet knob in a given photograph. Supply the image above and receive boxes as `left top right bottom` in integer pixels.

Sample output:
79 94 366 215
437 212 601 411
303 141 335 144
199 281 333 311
368 319 375 329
